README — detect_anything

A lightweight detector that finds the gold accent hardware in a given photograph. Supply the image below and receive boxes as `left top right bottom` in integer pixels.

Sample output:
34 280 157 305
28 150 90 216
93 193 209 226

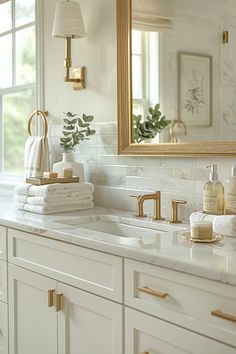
139 352 149 354
138 286 168 299
211 309 236 323
28 110 48 138
223 31 229 44
48 289 55 308
130 191 165 220
64 37 85 90
170 119 187 143
55 293 63 312
169 199 187 224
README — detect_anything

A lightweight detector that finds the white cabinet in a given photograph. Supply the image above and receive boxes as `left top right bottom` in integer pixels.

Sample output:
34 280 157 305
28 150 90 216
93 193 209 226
5 226 236 354
58 283 123 354
125 308 236 354
8 264 57 354
8 264 123 354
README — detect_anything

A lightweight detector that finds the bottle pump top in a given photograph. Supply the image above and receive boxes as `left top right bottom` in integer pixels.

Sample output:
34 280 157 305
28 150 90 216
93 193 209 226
232 165 236 177
208 164 218 181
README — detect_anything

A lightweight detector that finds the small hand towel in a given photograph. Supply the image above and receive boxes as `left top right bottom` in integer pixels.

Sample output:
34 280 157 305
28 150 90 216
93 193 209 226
190 211 236 237
14 194 93 206
15 201 94 215
24 136 50 178
14 182 94 197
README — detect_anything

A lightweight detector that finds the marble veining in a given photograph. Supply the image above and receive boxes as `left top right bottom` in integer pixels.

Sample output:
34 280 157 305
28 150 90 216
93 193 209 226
1 198 236 286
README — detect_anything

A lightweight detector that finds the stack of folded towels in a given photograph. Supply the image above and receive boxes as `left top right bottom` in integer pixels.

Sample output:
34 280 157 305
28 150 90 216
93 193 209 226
14 182 94 214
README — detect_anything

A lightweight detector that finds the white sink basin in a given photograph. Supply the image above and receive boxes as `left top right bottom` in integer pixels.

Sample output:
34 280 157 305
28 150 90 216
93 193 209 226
55 215 185 239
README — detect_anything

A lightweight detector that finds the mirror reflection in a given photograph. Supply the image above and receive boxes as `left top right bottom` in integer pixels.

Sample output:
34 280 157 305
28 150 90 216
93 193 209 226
131 0 236 144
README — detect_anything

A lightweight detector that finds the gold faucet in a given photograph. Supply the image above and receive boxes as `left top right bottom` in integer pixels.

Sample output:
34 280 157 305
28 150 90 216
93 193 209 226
169 199 187 224
130 191 165 221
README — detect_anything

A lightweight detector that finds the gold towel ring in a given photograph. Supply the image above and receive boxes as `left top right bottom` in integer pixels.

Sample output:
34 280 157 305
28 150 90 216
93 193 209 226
28 110 48 138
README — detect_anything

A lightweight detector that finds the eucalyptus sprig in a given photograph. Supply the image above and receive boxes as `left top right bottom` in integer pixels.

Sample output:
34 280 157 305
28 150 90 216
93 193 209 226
60 112 96 153
133 104 171 143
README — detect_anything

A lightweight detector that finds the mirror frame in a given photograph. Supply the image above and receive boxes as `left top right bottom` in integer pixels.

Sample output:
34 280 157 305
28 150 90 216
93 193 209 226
117 0 236 157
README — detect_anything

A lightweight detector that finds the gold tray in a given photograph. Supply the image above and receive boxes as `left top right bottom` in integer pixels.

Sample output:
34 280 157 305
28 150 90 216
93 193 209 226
181 232 224 243
26 176 80 185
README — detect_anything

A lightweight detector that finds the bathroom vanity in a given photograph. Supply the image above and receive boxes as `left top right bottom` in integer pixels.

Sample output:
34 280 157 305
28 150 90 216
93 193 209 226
0 205 235 354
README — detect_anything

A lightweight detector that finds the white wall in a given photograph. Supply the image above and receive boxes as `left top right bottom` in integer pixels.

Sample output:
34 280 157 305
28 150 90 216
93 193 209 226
44 0 236 220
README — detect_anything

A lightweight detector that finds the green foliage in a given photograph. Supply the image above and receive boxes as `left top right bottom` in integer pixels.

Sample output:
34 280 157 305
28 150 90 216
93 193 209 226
133 104 171 143
60 112 96 153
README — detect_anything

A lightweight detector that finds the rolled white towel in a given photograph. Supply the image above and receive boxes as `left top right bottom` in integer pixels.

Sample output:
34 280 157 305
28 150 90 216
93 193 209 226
14 194 93 206
14 182 94 197
15 201 94 214
190 211 236 237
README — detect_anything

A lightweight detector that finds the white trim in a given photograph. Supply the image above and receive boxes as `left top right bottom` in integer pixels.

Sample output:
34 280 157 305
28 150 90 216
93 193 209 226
36 0 45 111
0 0 44 177
0 96 2 171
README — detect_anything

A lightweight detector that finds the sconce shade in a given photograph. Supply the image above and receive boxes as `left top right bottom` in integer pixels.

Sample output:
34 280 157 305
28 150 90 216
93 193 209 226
52 0 86 38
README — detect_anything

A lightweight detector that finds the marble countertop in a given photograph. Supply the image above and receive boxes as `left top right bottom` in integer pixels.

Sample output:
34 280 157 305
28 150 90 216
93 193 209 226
1 197 236 286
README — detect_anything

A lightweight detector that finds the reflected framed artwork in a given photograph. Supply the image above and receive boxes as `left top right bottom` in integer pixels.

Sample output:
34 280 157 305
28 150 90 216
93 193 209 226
178 53 212 127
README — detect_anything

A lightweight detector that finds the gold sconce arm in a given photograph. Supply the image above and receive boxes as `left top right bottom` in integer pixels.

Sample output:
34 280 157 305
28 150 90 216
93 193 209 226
64 37 85 90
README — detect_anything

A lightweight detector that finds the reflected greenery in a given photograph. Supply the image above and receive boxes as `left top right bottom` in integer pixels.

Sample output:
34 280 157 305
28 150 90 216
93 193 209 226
3 89 35 173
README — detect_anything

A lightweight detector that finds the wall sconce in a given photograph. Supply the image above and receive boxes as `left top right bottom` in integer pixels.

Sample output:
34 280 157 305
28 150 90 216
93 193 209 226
52 0 86 90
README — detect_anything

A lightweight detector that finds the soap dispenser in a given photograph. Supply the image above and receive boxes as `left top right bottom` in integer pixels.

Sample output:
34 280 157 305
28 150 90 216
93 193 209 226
225 165 236 215
203 164 224 215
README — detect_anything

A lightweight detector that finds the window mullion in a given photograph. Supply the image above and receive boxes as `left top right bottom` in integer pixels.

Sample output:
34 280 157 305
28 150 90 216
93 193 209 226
0 95 2 172
12 0 16 87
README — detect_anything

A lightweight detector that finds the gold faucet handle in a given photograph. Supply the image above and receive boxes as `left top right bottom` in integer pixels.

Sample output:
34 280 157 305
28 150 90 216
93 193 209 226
172 199 187 205
169 199 187 224
129 194 141 198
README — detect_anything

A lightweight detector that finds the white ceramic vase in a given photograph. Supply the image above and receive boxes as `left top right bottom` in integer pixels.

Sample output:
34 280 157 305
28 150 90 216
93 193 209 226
53 152 85 182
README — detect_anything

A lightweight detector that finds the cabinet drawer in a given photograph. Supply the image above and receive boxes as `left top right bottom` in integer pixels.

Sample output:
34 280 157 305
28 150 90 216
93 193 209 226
125 259 236 347
0 301 8 354
8 228 123 302
125 308 236 354
0 227 6 261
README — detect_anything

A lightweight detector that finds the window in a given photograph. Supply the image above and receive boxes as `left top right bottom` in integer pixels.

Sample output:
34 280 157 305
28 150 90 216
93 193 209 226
0 0 37 174
132 29 160 118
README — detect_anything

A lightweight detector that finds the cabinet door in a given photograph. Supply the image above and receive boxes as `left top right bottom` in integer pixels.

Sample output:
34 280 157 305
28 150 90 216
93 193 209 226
125 308 236 354
0 301 8 354
8 264 57 354
58 283 123 354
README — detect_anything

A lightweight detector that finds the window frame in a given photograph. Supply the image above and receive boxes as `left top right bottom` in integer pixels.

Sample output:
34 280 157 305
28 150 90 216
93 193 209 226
132 30 160 118
0 0 44 181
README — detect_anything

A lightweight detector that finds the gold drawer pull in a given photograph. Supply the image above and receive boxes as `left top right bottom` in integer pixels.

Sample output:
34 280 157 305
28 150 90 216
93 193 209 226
138 286 168 299
48 289 55 308
139 352 149 354
211 310 236 323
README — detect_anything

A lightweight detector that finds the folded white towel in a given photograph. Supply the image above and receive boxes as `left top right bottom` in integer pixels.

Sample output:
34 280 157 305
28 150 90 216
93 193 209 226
15 202 94 214
190 211 236 237
13 194 93 206
14 182 94 197
24 136 50 178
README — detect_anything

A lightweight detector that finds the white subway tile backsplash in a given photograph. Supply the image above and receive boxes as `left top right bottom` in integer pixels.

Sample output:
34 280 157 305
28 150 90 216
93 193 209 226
126 176 195 194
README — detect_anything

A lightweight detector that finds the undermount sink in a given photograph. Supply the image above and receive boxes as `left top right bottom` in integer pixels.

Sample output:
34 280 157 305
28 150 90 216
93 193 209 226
55 215 185 239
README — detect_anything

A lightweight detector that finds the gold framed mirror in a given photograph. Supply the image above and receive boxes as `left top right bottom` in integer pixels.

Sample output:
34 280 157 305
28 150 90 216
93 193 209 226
117 0 236 156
